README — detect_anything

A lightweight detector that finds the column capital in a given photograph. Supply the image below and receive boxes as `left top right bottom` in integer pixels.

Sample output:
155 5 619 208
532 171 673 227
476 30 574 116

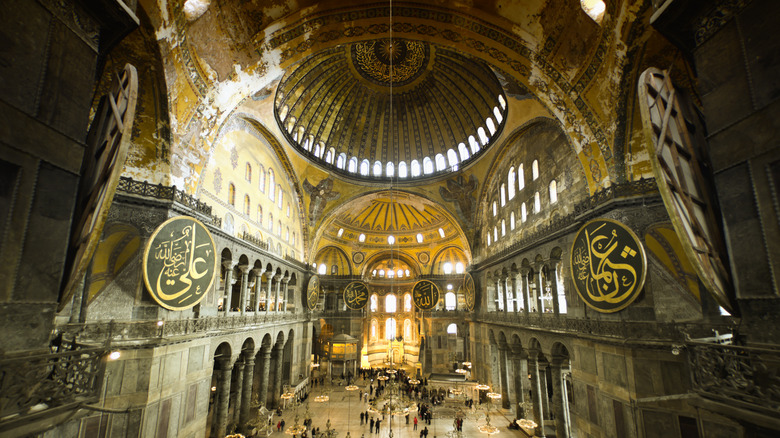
520 267 531 275
238 264 251 274
223 260 238 270
251 267 264 276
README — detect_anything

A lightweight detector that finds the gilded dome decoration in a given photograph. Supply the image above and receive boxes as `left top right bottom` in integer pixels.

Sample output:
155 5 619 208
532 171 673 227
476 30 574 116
274 39 507 181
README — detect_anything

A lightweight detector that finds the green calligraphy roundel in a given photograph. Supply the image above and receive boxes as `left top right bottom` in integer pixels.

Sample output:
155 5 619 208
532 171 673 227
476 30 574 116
570 218 647 313
343 281 369 310
307 275 321 310
462 273 476 311
413 280 440 310
142 216 218 311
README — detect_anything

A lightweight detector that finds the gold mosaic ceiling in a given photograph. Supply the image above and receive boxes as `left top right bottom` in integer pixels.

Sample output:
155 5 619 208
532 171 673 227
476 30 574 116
274 38 507 180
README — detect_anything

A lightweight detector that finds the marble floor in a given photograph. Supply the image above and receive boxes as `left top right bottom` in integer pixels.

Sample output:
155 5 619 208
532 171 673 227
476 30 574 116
256 377 532 438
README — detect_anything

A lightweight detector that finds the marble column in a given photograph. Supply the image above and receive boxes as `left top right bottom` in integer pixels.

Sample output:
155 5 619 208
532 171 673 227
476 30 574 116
550 357 569 438
272 344 284 407
239 355 256 433
521 268 530 316
258 349 272 407
238 265 249 313
281 278 289 312
528 351 546 437
502 275 510 312
498 346 510 409
222 261 236 314
549 260 561 315
252 268 263 311
535 266 545 313
215 357 233 438
540 361 551 419
274 277 282 312
232 360 245 425
511 352 526 417
265 273 275 316
509 273 519 313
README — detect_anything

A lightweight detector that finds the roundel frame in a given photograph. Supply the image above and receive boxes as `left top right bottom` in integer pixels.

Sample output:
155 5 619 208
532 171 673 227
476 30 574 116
307 275 321 310
142 216 218 311
412 279 440 311
569 218 647 313
343 281 369 310
462 273 476 311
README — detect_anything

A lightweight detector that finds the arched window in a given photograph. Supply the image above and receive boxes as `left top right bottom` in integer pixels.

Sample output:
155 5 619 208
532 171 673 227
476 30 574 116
508 167 516 200
292 233 296 245
498 94 506 109
404 319 412 340
458 143 470 161
438 228 445 238
493 106 503 123
493 226 498 242
435 154 446 171
245 163 252 182
487 232 491 246
286 203 291 217
224 212 234 234
446 323 457 334
337 153 346 169
388 235 395 245
370 319 378 341
455 262 464 274
443 262 453 274
348 157 358 173
386 294 397 313
268 170 275 201
276 186 283 208
268 212 273 230
492 201 497 217
446 149 458 168
358 233 366 242
386 162 395 177
501 219 506 236
277 220 281 236
360 159 370 176
500 184 506 206
398 161 408 178
370 294 378 312
416 233 423 243
285 227 290 241
411 160 421 177
550 180 558 203
532 160 539 180
486 117 496 135
257 205 263 224
337 228 344 238
318 264 327 275
258 165 265 192
534 191 541 213
312 142 320 157
404 294 412 312
331 265 338 275
325 148 334 163
478 127 489 145
423 157 434 174
244 195 250 215
228 183 235 206
386 318 396 340
373 160 382 176
581 0 606 23
510 211 516 230
469 135 480 154
445 293 456 311
518 164 525 191
279 105 289 121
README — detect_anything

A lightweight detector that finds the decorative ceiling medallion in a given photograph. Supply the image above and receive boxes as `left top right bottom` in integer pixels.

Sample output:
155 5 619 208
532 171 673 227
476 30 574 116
352 39 428 86
462 273 476 311
412 279 440 310
343 281 369 310
142 216 218 311
570 218 647 313
418 252 430 265
307 275 321 310
352 251 365 264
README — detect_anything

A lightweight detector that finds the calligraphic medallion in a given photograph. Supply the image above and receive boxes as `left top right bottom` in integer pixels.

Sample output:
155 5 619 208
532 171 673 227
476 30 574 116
570 218 647 313
462 273 476 311
142 216 217 311
343 281 369 310
412 280 440 311
306 275 320 310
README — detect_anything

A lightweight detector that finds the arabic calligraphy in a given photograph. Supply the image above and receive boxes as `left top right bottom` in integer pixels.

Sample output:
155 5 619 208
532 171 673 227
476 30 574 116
413 280 440 311
307 276 320 310
343 281 369 310
463 274 476 311
570 219 647 313
143 217 217 311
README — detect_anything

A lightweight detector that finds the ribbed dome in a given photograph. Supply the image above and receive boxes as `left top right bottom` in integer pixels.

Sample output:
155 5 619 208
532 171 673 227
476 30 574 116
275 39 507 181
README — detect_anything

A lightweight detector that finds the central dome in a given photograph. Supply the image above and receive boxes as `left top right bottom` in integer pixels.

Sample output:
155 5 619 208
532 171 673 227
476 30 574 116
275 39 507 181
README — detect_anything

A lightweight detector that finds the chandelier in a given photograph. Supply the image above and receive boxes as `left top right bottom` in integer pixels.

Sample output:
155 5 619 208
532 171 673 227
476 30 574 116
367 371 417 417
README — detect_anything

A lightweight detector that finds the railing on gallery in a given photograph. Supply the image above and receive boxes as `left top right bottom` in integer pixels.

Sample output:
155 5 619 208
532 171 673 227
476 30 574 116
242 231 269 250
687 340 780 416
116 177 222 227
58 313 301 344
0 346 107 431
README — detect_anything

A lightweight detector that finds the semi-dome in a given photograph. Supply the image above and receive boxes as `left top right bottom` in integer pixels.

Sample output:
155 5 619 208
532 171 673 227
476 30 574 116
275 38 507 181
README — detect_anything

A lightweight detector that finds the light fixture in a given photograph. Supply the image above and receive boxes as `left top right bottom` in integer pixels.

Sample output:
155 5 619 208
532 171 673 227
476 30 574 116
475 383 490 391
108 351 121 360
157 320 164 326
486 392 502 400
346 384 359 391
455 368 467 374
462 361 472 368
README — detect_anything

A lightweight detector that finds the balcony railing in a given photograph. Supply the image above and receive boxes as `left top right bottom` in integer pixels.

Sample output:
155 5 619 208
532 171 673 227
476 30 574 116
0 346 106 431
687 341 780 416
116 177 222 227
59 313 302 344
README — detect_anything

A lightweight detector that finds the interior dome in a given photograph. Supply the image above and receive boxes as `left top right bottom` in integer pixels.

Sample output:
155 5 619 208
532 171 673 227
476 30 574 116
275 38 508 181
